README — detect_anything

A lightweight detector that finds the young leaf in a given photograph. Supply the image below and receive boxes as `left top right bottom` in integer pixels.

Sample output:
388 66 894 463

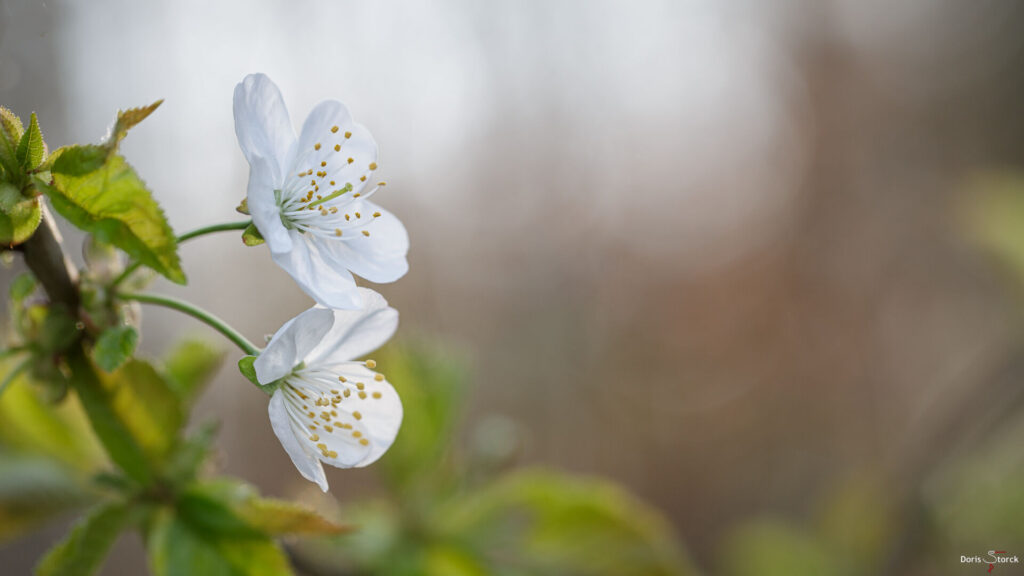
36 502 130 576
109 101 162 149
16 112 45 170
181 479 347 537
91 325 138 373
0 181 41 246
241 222 264 246
147 508 294 576
163 338 224 408
41 152 185 284
0 106 24 173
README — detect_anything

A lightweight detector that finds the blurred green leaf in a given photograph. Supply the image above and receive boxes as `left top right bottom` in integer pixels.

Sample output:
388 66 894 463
165 422 218 484
441 468 696 576
0 452 93 541
91 326 137 373
36 502 130 576
67 351 152 484
181 479 346 537
16 112 44 170
163 338 224 408
963 172 1024 289
0 181 41 246
147 508 294 576
10 272 36 302
816 473 895 570
719 519 842 576
375 343 467 490
41 151 184 284
100 359 183 462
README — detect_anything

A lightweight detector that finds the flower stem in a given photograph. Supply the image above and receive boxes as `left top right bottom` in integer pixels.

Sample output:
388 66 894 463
111 220 252 287
117 291 260 355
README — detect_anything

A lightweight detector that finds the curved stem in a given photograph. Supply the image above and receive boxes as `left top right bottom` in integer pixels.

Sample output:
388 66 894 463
111 220 252 287
118 291 260 356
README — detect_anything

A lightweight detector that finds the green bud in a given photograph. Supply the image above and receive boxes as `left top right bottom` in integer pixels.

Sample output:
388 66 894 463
0 181 41 246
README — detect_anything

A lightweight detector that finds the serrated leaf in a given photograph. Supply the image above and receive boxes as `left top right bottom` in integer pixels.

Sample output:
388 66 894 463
36 502 130 576
163 338 224 408
109 100 162 148
100 359 182 461
91 326 138 373
0 106 24 174
0 181 41 246
42 152 185 284
48 145 107 177
241 222 264 246
182 479 347 537
147 508 294 576
16 112 44 170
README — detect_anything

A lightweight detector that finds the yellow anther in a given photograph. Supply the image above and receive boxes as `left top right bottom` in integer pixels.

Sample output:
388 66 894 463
372 391 382 399
360 175 367 182
328 450 338 458
309 434 320 441
317 443 327 451
374 374 384 382
331 410 338 417
365 359 377 368
352 430 362 438
369 162 378 170
335 229 343 236
378 181 387 186
359 438 369 446
347 157 354 164
373 212 381 218
354 193 362 198
362 230 371 237
321 412 332 420
344 131 352 138
358 391 367 399
343 389 351 397
345 214 351 221
334 144 341 151
353 411 363 420
321 161 327 167
330 207 338 214
331 125 339 133
307 412 316 418
330 180 336 186
311 179 316 186
356 382 365 390
314 143 322 150
324 425 333 432
338 376 347 382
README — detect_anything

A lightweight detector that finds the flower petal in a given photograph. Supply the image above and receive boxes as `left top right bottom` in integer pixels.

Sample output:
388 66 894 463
233 74 297 185
247 154 292 254
338 364 403 468
255 307 335 384
319 202 409 284
272 231 363 310
304 288 398 365
295 100 378 180
269 391 328 491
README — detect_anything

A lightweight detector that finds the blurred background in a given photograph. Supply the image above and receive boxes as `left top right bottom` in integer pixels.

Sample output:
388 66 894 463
3 0 1024 574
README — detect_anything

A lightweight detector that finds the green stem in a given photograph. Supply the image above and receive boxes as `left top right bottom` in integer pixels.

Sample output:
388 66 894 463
111 221 251 287
118 292 259 356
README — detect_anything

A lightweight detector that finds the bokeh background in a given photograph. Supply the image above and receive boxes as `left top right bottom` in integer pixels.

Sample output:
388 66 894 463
3 0 1024 574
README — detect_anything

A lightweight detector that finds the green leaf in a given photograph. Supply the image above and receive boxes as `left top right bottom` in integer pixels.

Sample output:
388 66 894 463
48 145 107 177
237 356 259 386
165 421 218 484
0 106 24 173
16 112 45 170
147 508 294 576
181 479 347 537
109 100 162 149
91 326 138 373
0 452 93 541
0 181 41 246
42 152 185 284
36 502 130 576
101 359 183 461
375 343 467 490
441 468 696 576
241 222 264 246
163 338 224 408
719 519 842 576
67 351 153 484
10 272 36 302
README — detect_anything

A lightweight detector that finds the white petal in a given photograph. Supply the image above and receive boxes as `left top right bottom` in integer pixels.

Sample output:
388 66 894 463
295 100 378 178
233 74 297 185
255 307 335 384
341 365 403 467
247 155 292 254
304 288 398 365
269 392 328 492
272 231 363 310
320 203 409 284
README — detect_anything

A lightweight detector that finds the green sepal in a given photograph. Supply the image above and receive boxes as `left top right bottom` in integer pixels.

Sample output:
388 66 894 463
16 112 45 170
235 197 250 215
241 222 264 246
237 355 259 386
